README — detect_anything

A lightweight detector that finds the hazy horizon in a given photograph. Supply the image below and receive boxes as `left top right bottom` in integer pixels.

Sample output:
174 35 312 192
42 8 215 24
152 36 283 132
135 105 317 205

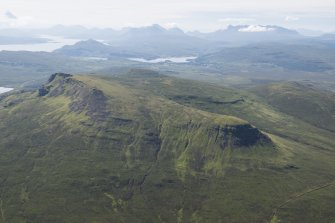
1 0 334 33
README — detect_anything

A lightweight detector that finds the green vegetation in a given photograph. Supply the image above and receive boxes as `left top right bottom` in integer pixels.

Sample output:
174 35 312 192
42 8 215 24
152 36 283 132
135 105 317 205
0 71 334 222
251 81 335 132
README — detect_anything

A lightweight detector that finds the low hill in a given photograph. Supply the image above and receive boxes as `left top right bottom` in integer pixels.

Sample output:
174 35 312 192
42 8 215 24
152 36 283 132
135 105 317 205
195 42 335 73
54 39 134 58
251 82 335 132
0 72 334 222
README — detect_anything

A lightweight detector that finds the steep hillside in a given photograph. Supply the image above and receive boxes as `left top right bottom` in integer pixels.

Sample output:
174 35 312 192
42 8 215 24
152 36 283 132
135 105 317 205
0 72 334 223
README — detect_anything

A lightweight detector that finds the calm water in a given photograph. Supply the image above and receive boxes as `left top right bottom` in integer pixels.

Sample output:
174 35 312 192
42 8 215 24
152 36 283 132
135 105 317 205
0 35 81 52
128 56 197 63
0 87 13 94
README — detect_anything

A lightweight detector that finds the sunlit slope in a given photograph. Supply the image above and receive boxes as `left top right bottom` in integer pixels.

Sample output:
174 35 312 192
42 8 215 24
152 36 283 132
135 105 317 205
0 72 333 223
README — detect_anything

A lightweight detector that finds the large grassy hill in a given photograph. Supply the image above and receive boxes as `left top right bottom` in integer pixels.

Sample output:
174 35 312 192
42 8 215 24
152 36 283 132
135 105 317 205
0 71 334 223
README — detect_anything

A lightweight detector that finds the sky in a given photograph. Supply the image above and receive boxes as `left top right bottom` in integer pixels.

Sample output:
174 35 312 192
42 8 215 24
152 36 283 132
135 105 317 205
1 0 334 32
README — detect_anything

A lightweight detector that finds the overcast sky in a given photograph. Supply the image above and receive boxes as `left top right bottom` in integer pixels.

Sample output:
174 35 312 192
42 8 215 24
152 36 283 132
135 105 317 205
1 0 334 32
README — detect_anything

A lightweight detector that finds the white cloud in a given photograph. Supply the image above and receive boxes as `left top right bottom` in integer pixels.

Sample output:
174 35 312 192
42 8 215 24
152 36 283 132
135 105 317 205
0 10 34 28
163 22 179 29
5 11 17 19
238 25 275 32
218 17 254 24
285 16 300 21
0 0 335 31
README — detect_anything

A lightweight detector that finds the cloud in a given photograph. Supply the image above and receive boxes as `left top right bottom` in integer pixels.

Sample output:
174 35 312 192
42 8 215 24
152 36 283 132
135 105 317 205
160 14 186 20
285 16 300 21
5 11 17 19
238 25 275 32
0 10 33 28
1 0 335 31
218 17 254 24
163 22 179 29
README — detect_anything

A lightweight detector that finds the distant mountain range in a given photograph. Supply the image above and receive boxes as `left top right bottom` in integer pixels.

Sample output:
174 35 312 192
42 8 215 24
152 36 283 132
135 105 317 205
27 24 304 42
50 24 321 58
1 24 334 43
53 25 217 58
1 24 335 60
188 25 303 44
